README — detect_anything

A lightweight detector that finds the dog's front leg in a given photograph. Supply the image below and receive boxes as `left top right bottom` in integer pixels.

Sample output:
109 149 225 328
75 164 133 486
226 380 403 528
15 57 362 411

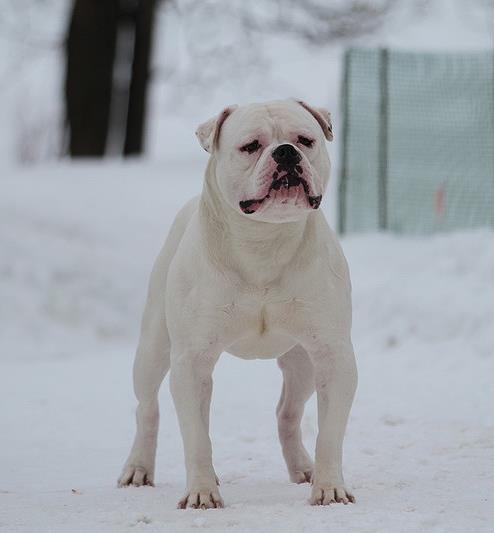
170 347 223 509
307 341 357 506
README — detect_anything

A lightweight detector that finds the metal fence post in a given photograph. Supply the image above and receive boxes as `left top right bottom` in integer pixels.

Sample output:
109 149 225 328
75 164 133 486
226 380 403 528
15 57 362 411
378 47 389 230
492 49 494 227
338 49 351 234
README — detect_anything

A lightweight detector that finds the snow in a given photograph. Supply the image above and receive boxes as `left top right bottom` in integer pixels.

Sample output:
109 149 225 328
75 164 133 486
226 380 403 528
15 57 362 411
1 162 494 532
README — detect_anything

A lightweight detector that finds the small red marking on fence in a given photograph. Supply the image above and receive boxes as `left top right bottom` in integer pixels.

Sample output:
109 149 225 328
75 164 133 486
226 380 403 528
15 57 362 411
434 182 446 217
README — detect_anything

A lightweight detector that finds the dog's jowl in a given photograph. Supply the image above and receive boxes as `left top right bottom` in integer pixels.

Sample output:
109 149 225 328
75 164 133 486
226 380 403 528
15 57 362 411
118 99 358 509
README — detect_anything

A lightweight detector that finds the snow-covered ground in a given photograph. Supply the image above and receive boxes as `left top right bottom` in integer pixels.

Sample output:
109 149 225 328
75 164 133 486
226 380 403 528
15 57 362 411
1 162 493 532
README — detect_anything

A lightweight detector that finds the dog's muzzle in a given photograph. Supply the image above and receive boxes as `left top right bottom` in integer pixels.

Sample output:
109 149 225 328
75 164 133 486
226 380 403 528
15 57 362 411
239 148 322 214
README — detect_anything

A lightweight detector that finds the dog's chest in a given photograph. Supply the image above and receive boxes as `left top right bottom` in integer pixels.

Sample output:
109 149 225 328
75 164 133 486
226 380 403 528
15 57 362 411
224 289 307 360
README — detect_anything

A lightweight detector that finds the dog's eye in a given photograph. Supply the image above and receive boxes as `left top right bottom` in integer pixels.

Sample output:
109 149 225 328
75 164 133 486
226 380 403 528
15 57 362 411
240 140 261 154
298 136 314 148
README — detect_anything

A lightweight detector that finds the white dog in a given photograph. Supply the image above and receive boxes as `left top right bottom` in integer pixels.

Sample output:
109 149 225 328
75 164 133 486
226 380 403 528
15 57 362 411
118 99 358 509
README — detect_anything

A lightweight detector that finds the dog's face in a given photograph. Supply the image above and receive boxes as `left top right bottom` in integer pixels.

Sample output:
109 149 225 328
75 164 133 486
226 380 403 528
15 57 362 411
196 100 333 223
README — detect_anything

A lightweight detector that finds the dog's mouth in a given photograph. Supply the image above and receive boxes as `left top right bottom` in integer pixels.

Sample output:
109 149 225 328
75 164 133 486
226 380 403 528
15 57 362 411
239 168 322 215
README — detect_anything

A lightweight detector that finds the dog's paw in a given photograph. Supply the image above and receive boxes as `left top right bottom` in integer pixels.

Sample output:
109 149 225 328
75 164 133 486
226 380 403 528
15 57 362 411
283 448 313 484
309 483 355 506
290 468 313 484
177 488 224 509
118 465 154 487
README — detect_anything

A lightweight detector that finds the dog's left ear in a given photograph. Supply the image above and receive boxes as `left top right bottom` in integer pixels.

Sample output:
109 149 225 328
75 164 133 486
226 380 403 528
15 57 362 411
195 105 238 153
296 100 333 141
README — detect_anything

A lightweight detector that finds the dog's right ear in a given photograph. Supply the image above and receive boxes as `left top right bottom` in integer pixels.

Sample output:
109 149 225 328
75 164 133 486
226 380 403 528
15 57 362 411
195 105 238 153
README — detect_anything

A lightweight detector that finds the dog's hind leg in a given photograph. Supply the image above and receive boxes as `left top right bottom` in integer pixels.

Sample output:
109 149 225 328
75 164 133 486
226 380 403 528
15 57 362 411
118 198 199 488
276 344 315 484
118 270 170 487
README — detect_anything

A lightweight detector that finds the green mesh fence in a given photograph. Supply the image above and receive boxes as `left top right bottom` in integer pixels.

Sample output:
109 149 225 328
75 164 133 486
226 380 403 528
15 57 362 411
338 47 494 234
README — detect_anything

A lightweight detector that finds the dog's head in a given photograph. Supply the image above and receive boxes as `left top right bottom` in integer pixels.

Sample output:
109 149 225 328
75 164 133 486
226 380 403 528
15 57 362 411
196 99 333 223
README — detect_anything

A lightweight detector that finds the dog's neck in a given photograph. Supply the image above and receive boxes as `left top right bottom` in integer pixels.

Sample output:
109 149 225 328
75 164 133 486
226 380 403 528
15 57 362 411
199 159 314 288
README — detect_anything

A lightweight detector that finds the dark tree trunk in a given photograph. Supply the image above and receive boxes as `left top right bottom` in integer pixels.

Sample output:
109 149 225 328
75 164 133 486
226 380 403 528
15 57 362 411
65 0 119 157
65 0 157 158
124 0 156 156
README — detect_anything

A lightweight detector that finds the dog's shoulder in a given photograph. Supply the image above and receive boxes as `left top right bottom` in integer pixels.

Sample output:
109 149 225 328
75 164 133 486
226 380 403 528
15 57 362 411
173 195 200 229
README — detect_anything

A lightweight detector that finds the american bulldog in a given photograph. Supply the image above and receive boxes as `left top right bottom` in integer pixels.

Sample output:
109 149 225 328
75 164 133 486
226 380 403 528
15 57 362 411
118 99 358 509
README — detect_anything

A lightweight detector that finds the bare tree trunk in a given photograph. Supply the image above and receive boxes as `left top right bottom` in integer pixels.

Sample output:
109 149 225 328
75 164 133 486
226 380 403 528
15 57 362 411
124 0 156 156
65 0 118 157
65 0 156 158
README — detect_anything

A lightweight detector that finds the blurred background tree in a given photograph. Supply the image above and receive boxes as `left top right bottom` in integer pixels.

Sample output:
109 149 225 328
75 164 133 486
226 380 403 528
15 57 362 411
65 0 158 157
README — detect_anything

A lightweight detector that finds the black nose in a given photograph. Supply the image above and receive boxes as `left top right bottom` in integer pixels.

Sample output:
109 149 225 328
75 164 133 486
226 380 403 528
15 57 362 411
272 144 301 167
